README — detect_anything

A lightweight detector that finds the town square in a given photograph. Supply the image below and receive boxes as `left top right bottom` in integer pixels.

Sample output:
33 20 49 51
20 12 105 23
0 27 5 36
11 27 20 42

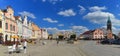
0 0 120 56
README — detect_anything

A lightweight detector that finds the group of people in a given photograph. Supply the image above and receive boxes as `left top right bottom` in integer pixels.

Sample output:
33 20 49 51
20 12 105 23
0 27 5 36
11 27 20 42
11 39 27 54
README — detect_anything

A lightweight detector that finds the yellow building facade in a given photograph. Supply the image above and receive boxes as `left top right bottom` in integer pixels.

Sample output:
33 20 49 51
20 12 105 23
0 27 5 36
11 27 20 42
0 10 5 43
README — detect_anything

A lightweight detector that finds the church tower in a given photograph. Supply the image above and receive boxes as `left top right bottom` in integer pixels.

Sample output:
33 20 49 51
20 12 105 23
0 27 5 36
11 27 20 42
107 16 112 31
107 16 113 39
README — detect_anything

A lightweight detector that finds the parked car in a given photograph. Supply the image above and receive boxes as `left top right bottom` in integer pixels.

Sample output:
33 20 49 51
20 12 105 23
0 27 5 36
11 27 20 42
112 39 120 45
100 39 110 44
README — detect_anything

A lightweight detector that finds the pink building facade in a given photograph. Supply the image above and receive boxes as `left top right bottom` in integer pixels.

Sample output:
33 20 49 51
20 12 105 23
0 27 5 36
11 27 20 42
93 29 104 39
81 29 104 40
3 6 18 44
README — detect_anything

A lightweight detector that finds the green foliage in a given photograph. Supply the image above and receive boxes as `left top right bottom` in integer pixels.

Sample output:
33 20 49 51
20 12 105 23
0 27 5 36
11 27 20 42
70 34 76 40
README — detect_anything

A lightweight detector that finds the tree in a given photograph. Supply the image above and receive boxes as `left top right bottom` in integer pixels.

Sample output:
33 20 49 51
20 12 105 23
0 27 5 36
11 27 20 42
70 34 76 40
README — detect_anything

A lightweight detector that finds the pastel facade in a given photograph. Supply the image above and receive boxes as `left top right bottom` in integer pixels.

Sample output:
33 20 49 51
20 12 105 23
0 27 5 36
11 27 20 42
93 29 104 39
0 6 42 45
41 29 48 39
31 23 41 39
81 30 93 39
22 16 29 39
15 16 23 38
82 29 104 40
28 21 32 39
3 6 18 44
0 10 5 43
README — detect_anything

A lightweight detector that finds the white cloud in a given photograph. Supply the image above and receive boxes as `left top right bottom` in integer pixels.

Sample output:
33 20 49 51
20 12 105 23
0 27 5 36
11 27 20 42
45 27 58 34
45 26 89 36
71 26 89 35
58 9 76 17
43 18 58 23
45 27 58 30
45 27 69 34
58 24 64 26
70 23 74 25
89 6 106 11
118 14 120 16
84 6 120 35
42 0 63 4
101 26 120 35
83 11 120 26
42 0 46 2
78 5 86 14
83 11 114 24
117 5 120 8
18 11 36 19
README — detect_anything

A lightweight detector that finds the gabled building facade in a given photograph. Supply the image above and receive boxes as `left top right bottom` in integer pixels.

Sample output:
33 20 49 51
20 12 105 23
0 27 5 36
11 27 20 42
28 21 32 39
81 30 93 39
81 29 104 40
15 16 23 38
93 29 104 39
3 6 18 44
31 23 41 39
41 29 48 39
0 9 5 43
0 6 43 45
22 16 29 39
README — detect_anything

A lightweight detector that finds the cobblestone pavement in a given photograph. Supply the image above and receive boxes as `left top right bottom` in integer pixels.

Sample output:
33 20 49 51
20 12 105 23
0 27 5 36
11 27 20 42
1 40 86 56
81 40 120 56
1 40 120 56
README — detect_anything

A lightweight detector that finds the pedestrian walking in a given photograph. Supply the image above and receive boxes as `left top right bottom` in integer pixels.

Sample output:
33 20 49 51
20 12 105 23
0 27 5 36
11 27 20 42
23 39 27 53
96 40 101 45
57 41 59 44
42 41 46 45
56 36 59 44
57 40 59 44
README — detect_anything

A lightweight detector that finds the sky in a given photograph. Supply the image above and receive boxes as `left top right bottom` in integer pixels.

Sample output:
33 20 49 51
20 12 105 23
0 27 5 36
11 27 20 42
0 0 120 35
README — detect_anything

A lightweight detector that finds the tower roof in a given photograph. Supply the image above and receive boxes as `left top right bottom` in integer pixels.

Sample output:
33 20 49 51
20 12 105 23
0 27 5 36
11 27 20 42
107 16 111 23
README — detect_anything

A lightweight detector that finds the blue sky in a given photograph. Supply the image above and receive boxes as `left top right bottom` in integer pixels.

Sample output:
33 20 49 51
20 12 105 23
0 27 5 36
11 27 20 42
0 0 120 34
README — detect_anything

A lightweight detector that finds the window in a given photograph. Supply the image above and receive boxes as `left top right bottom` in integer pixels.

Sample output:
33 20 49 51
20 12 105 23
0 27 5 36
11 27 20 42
100 33 102 35
13 26 15 31
95 36 97 38
0 21 2 28
95 33 97 35
94 36 97 38
5 23 8 30
10 24 12 31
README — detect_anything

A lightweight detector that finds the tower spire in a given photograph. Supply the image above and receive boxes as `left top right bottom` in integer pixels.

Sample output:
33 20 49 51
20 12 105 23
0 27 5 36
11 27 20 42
107 16 111 23
106 15 113 39
107 16 112 31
